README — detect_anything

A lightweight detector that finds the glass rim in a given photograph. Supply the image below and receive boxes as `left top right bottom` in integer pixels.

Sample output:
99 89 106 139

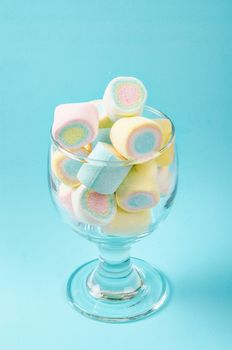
50 105 175 166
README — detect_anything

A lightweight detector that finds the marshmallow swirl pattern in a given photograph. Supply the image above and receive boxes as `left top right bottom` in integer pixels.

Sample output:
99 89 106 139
110 117 163 161
51 150 86 187
72 185 116 225
52 102 99 151
103 77 147 120
116 160 160 212
77 142 132 194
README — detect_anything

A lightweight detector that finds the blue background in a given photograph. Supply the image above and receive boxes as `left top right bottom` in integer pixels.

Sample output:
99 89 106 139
1 1 232 349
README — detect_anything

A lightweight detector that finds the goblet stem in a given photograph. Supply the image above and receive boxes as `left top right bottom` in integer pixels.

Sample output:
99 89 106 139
87 242 143 300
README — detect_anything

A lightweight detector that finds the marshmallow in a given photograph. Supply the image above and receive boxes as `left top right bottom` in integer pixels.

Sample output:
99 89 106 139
71 185 116 226
157 166 173 196
51 150 84 187
77 142 132 194
155 118 174 166
103 206 152 236
110 117 163 161
52 102 99 151
90 99 113 128
156 141 175 166
91 128 111 148
57 183 75 216
103 76 147 120
155 118 172 146
116 160 160 212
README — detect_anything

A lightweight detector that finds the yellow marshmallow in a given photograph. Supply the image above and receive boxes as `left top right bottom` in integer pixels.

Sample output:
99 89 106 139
110 117 163 160
99 115 114 128
156 141 175 166
103 206 152 236
157 166 173 196
51 150 86 187
154 118 175 166
116 160 160 212
155 118 172 146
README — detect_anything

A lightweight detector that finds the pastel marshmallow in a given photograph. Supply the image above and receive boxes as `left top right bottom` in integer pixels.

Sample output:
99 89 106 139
90 99 113 128
51 150 85 187
77 142 132 194
103 206 152 236
116 160 160 212
103 76 147 120
155 118 172 146
157 166 173 196
155 118 175 166
91 128 111 148
156 141 175 166
71 185 116 225
52 102 99 151
57 183 75 216
110 116 163 160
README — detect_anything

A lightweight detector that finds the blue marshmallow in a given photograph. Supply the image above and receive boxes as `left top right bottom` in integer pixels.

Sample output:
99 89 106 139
77 142 132 194
91 128 111 148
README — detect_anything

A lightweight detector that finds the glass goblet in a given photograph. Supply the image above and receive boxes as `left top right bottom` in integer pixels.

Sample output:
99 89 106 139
48 106 178 323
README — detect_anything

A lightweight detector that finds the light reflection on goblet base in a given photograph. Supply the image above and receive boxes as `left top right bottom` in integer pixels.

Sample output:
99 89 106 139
67 258 169 323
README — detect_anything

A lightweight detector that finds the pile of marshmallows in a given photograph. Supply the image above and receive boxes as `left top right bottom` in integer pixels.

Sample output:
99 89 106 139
51 77 175 235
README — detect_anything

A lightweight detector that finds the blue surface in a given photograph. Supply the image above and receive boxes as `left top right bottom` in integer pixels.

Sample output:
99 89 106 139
1 1 232 349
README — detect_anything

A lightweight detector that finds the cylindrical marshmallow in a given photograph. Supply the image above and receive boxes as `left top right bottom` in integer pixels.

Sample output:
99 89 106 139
103 76 147 120
103 206 152 236
154 118 174 166
90 99 113 128
71 185 116 226
77 142 132 194
51 150 85 187
156 141 175 166
110 116 163 161
116 160 160 212
57 183 75 216
91 128 111 148
157 166 173 196
52 102 99 151
155 118 172 146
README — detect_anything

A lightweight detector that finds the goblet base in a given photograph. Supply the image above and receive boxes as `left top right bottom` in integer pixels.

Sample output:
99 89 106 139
67 258 169 323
